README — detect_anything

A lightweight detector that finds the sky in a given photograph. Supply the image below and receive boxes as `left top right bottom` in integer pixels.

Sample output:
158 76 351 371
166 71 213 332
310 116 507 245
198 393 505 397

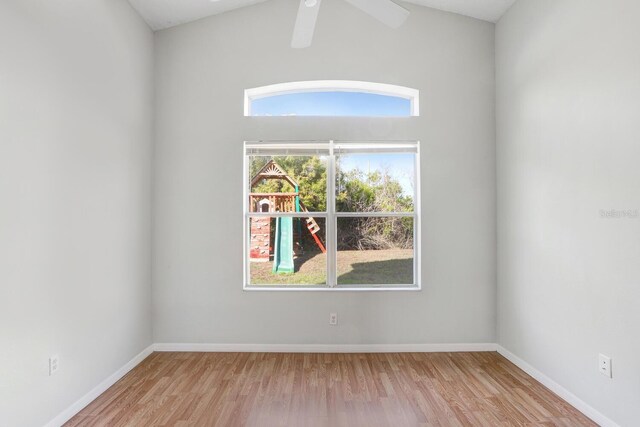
251 91 412 117
338 153 415 197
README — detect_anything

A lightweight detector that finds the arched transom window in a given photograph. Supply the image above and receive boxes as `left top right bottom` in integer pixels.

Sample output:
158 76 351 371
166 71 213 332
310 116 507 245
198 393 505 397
244 81 419 117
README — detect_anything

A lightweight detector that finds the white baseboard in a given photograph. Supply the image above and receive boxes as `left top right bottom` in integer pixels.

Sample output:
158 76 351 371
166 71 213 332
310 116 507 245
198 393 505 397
44 344 155 427
153 342 498 353
496 345 619 427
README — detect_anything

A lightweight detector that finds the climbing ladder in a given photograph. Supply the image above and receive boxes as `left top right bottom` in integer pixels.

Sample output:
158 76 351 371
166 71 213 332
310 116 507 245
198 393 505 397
299 202 326 254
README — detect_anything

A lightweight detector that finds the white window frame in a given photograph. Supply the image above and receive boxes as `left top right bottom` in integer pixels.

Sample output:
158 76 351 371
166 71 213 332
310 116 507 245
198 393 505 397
243 140 421 291
244 81 420 117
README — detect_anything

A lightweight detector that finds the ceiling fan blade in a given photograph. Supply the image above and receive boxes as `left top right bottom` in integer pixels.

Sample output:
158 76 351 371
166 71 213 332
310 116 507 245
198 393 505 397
291 0 322 49
342 0 409 29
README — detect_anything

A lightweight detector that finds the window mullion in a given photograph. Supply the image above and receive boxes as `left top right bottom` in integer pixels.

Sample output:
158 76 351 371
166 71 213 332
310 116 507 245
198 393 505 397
327 140 336 287
334 212 415 218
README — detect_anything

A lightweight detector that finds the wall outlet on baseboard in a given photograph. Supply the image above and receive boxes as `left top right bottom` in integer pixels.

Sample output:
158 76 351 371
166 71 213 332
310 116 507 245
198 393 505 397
49 355 59 376
329 313 337 325
598 354 612 378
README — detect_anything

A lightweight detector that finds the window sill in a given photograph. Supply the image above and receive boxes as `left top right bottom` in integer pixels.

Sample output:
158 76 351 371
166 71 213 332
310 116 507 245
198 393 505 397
243 285 421 292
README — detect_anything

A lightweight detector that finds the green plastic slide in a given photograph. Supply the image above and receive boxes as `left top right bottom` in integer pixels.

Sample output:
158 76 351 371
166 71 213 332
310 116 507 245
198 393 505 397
272 217 295 274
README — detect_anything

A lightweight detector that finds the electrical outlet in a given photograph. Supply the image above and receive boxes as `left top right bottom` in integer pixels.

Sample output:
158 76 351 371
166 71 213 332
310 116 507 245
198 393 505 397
49 355 59 376
599 354 612 378
329 313 337 325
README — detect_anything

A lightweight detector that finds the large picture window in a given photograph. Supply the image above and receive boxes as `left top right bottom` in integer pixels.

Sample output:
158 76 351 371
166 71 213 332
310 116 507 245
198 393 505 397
244 141 420 290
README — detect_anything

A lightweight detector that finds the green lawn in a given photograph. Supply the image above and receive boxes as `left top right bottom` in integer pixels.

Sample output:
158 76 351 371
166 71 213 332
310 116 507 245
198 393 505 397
249 249 413 286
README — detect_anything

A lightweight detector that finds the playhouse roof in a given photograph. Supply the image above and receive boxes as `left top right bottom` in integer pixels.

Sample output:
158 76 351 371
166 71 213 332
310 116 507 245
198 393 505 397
250 160 298 189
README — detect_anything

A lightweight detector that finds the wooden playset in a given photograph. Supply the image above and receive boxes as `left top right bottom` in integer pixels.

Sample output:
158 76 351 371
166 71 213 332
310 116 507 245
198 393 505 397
249 161 326 273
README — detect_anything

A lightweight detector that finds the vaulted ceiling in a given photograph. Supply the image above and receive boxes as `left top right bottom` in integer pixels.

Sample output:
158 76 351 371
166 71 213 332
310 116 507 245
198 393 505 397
127 0 516 31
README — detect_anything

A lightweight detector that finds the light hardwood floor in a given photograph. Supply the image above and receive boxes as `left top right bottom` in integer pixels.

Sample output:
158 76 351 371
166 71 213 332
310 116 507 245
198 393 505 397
66 352 596 426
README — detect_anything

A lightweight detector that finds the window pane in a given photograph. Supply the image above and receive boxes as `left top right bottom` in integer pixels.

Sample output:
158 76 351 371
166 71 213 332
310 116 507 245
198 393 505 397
336 153 415 213
250 92 411 117
249 216 327 286
249 155 327 213
337 217 414 286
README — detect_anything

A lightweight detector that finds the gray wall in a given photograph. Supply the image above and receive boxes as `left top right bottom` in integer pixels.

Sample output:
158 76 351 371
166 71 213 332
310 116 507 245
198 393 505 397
0 1 154 426
496 0 640 425
153 0 496 345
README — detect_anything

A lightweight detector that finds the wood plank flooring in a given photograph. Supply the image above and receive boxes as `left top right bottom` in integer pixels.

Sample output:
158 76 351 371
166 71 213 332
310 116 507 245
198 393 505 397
65 352 596 426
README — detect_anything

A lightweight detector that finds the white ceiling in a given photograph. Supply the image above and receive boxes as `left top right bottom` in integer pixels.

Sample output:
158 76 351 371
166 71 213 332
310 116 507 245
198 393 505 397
127 0 515 31
404 0 515 23
127 0 268 31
